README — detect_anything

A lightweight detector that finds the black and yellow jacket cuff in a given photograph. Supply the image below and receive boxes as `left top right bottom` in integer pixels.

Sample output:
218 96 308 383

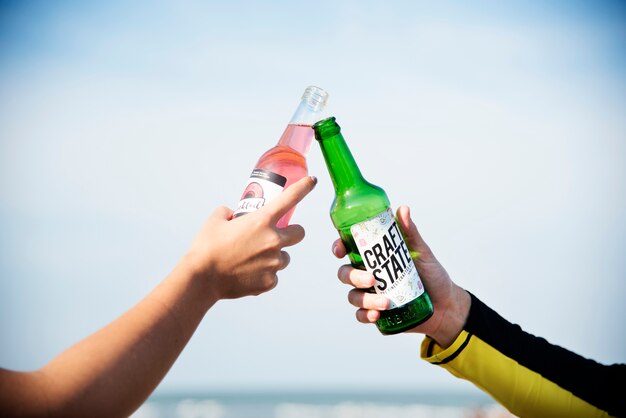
421 293 625 418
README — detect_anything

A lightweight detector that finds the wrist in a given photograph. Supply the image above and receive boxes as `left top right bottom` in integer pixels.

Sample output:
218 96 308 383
429 286 471 348
176 253 221 309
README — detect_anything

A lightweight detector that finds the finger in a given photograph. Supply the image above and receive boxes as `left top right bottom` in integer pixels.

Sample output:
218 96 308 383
262 176 317 224
277 224 305 248
396 205 431 259
337 265 375 288
276 251 291 271
250 274 279 296
268 275 279 291
347 288 390 310
212 205 234 221
356 309 381 323
260 274 279 294
331 239 346 258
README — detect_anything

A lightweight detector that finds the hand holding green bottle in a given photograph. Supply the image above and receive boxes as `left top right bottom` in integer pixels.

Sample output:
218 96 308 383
313 117 434 334
332 205 471 347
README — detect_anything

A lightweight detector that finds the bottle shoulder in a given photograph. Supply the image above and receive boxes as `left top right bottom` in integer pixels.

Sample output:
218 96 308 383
330 182 390 228
256 145 307 166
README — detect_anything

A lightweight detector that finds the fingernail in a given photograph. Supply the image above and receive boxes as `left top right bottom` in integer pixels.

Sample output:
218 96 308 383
377 297 389 309
310 176 318 185
332 242 339 257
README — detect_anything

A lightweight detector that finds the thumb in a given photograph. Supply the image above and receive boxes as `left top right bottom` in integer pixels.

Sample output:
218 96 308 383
396 205 433 260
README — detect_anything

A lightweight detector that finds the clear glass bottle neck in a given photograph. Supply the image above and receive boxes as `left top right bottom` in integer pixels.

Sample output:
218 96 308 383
288 85 328 126
277 86 328 156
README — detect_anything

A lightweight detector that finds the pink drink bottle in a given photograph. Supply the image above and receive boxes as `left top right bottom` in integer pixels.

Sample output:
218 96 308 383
233 86 329 227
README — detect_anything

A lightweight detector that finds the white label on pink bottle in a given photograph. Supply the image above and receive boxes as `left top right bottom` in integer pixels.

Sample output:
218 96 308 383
234 169 287 217
350 208 424 308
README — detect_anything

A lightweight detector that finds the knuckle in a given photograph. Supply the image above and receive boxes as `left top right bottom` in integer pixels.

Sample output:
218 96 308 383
267 256 282 270
337 265 347 281
347 289 360 306
265 233 283 250
282 251 291 266
255 211 274 227
263 275 278 291
356 309 368 323
337 265 352 283
294 225 305 240
253 274 277 295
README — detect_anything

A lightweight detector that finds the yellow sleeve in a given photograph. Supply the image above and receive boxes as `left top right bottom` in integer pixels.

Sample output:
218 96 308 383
419 294 624 418
421 332 610 418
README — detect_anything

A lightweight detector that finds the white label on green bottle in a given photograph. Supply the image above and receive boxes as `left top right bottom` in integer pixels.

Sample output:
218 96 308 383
233 169 287 217
350 208 424 309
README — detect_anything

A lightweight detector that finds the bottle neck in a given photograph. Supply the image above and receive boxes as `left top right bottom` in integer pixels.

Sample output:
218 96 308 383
289 85 328 126
314 117 366 193
277 124 314 156
277 86 328 156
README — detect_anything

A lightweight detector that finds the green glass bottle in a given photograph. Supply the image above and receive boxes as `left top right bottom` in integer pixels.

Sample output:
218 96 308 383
313 117 433 335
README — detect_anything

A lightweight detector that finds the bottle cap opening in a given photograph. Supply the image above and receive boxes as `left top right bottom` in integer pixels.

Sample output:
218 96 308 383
313 116 341 140
302 86 329 111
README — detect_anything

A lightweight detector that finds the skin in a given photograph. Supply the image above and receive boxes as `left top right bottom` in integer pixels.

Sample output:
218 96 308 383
0 176 317 418
332 205 472 348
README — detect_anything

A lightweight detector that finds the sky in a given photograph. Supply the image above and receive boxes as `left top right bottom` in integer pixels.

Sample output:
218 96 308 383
0 0 625 395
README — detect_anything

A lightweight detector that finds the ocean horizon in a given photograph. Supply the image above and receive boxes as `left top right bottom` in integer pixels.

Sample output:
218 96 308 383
131 390 514 418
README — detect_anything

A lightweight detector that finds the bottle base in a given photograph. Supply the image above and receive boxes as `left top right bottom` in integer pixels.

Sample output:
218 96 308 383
375 293 434 335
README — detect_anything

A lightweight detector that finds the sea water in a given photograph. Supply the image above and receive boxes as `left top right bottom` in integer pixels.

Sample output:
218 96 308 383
131 391 515 418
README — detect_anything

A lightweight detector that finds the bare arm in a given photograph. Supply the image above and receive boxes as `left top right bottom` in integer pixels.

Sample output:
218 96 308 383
0 176 317 418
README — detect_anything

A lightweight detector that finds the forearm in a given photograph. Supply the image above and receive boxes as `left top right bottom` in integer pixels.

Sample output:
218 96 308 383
421 293 624 418
1 258 217 418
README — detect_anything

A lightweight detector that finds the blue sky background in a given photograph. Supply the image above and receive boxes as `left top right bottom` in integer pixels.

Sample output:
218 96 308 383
1 0 625 394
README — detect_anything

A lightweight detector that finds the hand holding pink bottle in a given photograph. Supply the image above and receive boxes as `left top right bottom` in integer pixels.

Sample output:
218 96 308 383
234 86 329 227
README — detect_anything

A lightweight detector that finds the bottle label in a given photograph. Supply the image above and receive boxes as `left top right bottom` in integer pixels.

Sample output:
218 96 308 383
350 208 425 308
233 169 287 217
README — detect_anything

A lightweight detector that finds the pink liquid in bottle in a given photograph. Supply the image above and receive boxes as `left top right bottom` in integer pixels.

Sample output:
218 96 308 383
252 124 313 227
233 86 328 227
